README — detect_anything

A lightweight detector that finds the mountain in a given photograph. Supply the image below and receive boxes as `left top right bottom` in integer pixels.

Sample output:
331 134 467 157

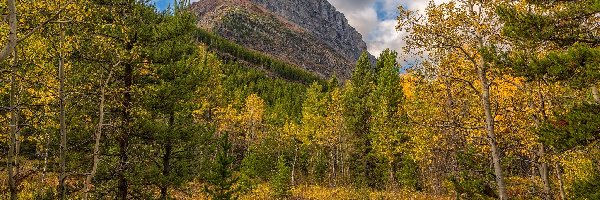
191 0 373 80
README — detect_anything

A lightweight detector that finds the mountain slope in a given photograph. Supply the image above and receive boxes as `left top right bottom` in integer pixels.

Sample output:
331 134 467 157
191 0 372 80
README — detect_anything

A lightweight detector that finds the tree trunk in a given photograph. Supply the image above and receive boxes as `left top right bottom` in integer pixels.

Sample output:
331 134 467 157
538 144 551 199
592 85 600 104
84 69 112 199
42 131 49 183
389 161 395 188
340 143 346 184
555 163 566 200
529 88 552 200
118 62 133 200
160 113 175 200
8 46 18 200
334 144 339 186
160 142 173 200
58 23 67 200
477 58 508 200
0 0 17 62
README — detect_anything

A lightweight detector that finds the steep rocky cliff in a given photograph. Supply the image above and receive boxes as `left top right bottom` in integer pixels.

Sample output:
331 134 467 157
191 0 372 80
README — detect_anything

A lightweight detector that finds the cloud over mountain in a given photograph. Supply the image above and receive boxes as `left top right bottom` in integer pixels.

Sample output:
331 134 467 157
328 0 448 59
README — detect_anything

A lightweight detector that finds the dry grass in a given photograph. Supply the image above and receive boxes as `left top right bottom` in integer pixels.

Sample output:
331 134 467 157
239 184 453 200
1 171 453 200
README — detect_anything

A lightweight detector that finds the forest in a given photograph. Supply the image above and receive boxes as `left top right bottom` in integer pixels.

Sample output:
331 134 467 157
1 0 599 199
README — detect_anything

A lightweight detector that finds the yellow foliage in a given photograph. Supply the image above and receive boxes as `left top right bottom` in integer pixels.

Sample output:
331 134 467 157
242 94 266 145
215 104 242 135
240 183 275 200
290 185 452 200
560 150 596 189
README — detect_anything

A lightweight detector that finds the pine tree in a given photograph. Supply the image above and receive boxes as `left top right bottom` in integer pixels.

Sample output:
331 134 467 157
497 0 599 89
271 156 292 198
343 52 376 187
369 49 412 187
139 4 202 199
205 133 239 200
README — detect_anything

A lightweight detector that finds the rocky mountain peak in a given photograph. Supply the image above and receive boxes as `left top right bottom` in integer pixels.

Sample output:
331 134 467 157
191 0 373 80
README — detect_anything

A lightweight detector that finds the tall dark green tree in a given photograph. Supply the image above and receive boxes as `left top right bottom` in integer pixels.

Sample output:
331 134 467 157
343 52 377 187
205 133 239 200
138 3 209 199
369 49 413 188
74 0 167 198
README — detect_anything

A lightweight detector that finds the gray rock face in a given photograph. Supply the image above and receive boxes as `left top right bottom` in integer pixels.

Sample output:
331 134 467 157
191 0 373 80
250 0 369 62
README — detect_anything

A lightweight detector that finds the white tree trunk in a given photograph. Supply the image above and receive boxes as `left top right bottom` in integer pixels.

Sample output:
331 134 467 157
477 57 508 200
0 0 17 61
538 144 551 199
8 46 18 200
6 0 18 198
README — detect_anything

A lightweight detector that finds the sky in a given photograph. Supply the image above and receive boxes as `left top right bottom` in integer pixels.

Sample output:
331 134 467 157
151 0 446 57
327 0 449 58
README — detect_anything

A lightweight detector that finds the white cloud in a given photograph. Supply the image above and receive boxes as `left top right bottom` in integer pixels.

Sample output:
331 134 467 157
366 20 405 56
327 0 449 58
343 8 379 37
329 0 376 11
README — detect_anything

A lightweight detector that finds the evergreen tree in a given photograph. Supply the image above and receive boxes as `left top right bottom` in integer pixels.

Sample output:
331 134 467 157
343 52 376 187
497 0 599 88
497 0 600 156
138 4 204 199
370 49 412 188
205 133 239 200
271 156 292 198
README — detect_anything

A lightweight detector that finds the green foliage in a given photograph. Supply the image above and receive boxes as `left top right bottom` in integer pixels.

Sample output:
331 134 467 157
571 171 600 200
239 137 281 186
450 149 497 200
342 52 376 187
221 62 307 120
540 103 600 152
205 133 239 200
351 52 376 89
396 156 420 190
364 154 388 189
271 156 292 198
506 43 600 88
497 0 600 88
344 52 375 138
312 150 329 183
196 28 324 85
497 0 600 47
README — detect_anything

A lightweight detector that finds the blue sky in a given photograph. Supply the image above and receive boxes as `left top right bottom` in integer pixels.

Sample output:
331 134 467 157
150 0 446 56
152 0 172 10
